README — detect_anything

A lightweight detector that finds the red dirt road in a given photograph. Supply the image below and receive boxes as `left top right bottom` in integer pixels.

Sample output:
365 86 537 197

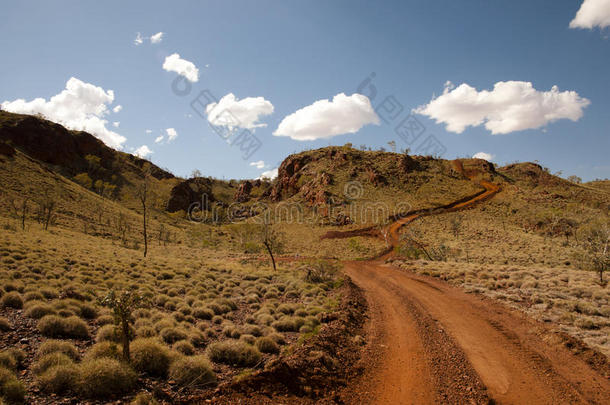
335 160 609 404
345 261 610 404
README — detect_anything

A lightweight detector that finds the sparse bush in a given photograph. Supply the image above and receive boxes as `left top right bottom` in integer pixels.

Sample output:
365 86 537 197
174 340 195 356
38 340 79 361
2 350 25 370
0 292 23 309
96 324 121 343
36 364 80 394
0 317 10 332
84 342 121 361
38 315 89 339
169 356 216 388
206 340 261 367
32 353 74 375
77 358 137 399
160 327 187 344
255 336 279 354
24 303 56 319
130 338 171 377
192 307 214 320
0 370 26 404
0 354 16 371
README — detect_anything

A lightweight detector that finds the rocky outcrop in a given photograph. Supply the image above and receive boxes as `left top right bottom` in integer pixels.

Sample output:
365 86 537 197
270 154 312 201
234 181 254 203
0 111 174 180
166 178 214 212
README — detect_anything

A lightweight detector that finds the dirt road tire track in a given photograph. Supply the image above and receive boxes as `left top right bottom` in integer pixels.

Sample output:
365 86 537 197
344 261 610 404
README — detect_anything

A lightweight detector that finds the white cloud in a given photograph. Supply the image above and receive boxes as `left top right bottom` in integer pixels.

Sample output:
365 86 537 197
472 152 495 161
166 128 178 142
112 121 120 128
150 32 164 44
134 145 153 158
1 77 126 148
154 135 164 144
258 167 278 180
145 129 153 134
113 105 122 113
250 160 265 169
274 93 380 141
570 0 610 29
162 53 199 82
206 93 274 131
414 81 590 135
134 32 143 45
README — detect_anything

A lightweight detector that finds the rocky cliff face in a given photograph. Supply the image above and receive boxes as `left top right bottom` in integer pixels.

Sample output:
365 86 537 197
0 111 174 180
166 177 215 212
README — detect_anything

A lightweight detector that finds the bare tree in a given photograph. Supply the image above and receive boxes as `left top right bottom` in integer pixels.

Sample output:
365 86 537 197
135 171 152 257
37 189 57 230
115 212 129 246
259 215 284 271
10 197 29 230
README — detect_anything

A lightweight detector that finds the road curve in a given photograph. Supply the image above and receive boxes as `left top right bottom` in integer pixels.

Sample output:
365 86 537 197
344 261 610 404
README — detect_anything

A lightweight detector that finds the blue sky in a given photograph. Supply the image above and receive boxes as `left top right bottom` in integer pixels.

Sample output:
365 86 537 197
1 0 608 181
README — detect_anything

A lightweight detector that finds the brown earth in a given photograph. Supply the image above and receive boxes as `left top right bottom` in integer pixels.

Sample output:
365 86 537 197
329 159 610 404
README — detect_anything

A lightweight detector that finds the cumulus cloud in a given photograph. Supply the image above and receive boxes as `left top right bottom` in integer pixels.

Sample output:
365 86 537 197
472 152 495 161
150 32 164 44
250 160 265 169
1 77 126 148
134 145 153 158
258 167 278 180
166 128 178 142
206 93 274 130
113 121 120 128
274 93 379 141
414 81 590 135
113 105 122 113
162 53 199 82
154 135 164 144
145 129 153 134
134 32 144 45
570 0 610 29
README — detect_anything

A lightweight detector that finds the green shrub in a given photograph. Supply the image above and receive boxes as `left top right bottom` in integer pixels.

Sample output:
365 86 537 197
192 307 214 320
84 342 121 361
255 336 279 354
1 378 26 404
38 315 89 339
168 356 216 388
36 364 80 394
24 303 56 319
32 353 74 376
96 324 120 342
0 354 16 371
206 340 261 367
159 327 187 344
38 340 80 361
0 292 23 309
2 350 25 370
0 317 10 332
77 358 137 399
130 338 171 377
173 340 195 356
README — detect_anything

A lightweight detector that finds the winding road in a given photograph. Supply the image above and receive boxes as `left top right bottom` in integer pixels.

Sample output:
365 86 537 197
333 160 610 404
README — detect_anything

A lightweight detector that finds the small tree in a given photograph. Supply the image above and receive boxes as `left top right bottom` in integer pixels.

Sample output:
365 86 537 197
259 216 284 271
10 197 29 230
578 223 610 284
99 290 148 361
135 167 154 257
449 213 463 237
115 212 129 246
37 189 57 230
